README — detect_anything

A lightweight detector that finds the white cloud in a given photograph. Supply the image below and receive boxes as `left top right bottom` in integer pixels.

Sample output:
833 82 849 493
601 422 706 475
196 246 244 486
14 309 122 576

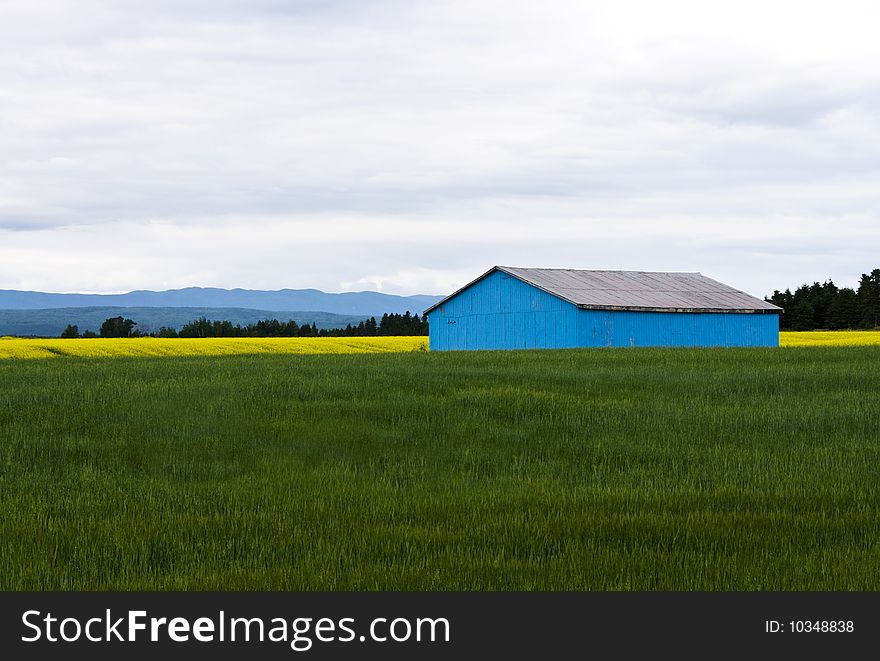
0 0 878 298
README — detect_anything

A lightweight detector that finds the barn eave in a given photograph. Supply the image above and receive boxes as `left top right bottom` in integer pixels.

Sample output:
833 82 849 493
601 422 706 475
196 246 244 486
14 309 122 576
575 304 782 314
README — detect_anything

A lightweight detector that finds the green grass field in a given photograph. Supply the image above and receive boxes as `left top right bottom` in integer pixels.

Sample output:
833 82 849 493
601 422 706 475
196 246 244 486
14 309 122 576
1 346 878 590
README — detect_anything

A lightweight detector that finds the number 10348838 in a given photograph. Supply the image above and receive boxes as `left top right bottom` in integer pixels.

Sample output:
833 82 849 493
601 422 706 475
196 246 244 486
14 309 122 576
765 620 854 633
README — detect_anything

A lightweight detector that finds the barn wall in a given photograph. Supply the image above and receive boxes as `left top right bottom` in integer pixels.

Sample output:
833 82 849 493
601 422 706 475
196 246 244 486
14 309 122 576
427 269 580 350
427 271 780 350
576 309 779 347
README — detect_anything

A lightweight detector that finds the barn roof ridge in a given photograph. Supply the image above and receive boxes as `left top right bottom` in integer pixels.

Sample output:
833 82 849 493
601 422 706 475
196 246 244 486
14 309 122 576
423 265 782 315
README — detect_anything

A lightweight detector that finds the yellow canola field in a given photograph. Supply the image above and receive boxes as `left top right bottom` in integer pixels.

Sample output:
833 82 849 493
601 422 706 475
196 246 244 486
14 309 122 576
1 332 878 359
779 331 880 347
0 336 428 360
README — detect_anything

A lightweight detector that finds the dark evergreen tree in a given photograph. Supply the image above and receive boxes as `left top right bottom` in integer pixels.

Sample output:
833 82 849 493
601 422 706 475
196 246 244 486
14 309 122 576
179 317 213 338
377 311 427 336
857 269 880 328
99 316 137 338
766 289 794 330
826 288 858 330
788 300 815 331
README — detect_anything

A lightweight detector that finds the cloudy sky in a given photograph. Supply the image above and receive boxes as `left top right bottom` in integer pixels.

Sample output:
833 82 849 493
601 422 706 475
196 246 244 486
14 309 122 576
1 0 878 297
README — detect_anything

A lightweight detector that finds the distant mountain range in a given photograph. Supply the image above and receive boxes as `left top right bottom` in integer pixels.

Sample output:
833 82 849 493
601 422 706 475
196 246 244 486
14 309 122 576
0 287 444 337
0 307 373 338
0 287 442 315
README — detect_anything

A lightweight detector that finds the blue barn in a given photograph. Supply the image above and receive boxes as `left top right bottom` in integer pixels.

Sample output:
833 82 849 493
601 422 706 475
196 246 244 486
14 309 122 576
424 266 781 351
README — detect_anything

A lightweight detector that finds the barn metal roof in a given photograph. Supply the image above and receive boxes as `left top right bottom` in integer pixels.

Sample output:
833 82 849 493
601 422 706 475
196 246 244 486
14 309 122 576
424 266 782 314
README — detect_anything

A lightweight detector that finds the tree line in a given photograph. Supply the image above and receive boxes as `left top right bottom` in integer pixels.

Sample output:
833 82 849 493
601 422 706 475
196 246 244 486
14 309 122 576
60 311 429 339
765 268 880 331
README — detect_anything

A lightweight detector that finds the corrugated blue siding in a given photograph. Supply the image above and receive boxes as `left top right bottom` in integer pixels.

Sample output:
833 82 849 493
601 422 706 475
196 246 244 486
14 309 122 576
428 270 779 350
575 309 778 348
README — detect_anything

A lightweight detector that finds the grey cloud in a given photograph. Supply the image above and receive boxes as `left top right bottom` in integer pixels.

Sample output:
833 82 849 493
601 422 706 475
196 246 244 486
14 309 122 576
0 0 878 295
